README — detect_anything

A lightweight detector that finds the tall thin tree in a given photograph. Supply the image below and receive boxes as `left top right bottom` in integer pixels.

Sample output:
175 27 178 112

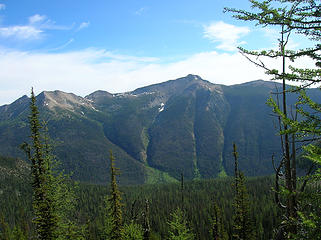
232 143 255 240
108 150 123 240
21 89 58 240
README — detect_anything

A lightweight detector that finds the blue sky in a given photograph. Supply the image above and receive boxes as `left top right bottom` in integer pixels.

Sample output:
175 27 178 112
0 0 313 105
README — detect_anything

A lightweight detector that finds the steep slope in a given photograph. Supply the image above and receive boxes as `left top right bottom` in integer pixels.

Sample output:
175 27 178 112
222 81 281 176
1 75 319 184
0 91 148 184
147 79 229 179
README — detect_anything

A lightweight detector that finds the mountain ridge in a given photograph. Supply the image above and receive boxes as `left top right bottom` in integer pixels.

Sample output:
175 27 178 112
0 75 316 184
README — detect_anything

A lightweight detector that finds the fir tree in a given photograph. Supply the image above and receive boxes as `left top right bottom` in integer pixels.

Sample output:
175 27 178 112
209 202 228 240
142 199 151 240
123 222 144 240
101 196 113 239
224 1 321 238
167 208 194 240
232 143 255 240
21 89 84 240
108 150 123 240
21 89 58 240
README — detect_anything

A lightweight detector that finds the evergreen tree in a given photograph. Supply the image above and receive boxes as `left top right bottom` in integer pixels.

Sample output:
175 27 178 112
101 196 113 239
21 89 84 240
21 89 58 240
209 202 228 240
0 215 28 240
225 1 321 238
232 143 255 240
295 144 321 239
123 222 144 240
167 208 194 240
142 199 151 240
108 151 123 240
180 173 184 212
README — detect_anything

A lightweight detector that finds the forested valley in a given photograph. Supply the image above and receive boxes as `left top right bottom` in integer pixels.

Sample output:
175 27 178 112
0 153 280 239
1 0 321 239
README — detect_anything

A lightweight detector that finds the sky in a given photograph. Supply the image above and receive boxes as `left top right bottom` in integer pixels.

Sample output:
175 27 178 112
0 0 314 105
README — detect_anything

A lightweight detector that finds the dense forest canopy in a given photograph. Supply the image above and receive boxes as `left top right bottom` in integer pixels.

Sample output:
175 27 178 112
1 0 321 239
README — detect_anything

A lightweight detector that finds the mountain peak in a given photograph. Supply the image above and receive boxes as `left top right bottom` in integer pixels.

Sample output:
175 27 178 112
85 90 113 103
39 90 92 111
185 74 203 81
237 79 281 89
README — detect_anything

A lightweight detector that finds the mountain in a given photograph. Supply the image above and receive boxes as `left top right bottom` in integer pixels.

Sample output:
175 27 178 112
0 75 318 184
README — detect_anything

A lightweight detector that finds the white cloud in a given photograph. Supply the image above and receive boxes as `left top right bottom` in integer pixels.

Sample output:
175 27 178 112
29 14 46 24
0 25 42 39
48 38 75 51
204 21 250 51
0 3 5 10
0 47 278 105
0 14 71 40
77 21 90 31
1 46 314 105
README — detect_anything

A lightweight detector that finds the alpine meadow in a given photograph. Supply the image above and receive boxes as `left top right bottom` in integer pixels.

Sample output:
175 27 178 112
0 0 321 239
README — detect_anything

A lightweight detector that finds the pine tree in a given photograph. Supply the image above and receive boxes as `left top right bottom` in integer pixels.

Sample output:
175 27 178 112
142 199 151 240
296 144 321 239
108 150 123 240
123 222 144 240
21 89 58 240
224 1 321 238
180 173 184 212
209 202 228 240
232 143 255 240
167 208 194 240
21 89 84 240
101 196 113 239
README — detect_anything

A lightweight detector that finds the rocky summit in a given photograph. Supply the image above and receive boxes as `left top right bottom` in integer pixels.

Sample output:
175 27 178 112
0 74 317 184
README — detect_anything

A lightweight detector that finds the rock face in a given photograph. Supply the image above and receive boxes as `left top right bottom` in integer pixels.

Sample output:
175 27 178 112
0 74 317 184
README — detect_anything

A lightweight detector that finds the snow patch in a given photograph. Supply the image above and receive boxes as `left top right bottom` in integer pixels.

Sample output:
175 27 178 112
91 106 99 111
158 103 165 112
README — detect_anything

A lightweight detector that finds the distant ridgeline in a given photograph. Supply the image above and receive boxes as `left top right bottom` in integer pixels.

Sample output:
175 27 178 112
0 74 318 184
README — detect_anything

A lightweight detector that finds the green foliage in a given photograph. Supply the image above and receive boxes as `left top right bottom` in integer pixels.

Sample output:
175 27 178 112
232 144 255 240
225 1 321 238
1 76 321 184
294 144 321 240
21 89 59 239
232 173 255 240
108 151 123 240
0 215 28 240
1 173 280 239
145 166 178 184
19 89 85 240
209 202 228 240
100 196 113 239
167 208 194 240
123 222 144 240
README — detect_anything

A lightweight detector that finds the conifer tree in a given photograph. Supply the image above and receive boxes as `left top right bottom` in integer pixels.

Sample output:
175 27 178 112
108 150 123 240
21 89 84 240
100 195 113 239
21 89 58 240
142 199 151 240
209 202 228 240
224 1 321 238
180 173 185 212
232 143 255 240
167 208 194 240
123 222 144 240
